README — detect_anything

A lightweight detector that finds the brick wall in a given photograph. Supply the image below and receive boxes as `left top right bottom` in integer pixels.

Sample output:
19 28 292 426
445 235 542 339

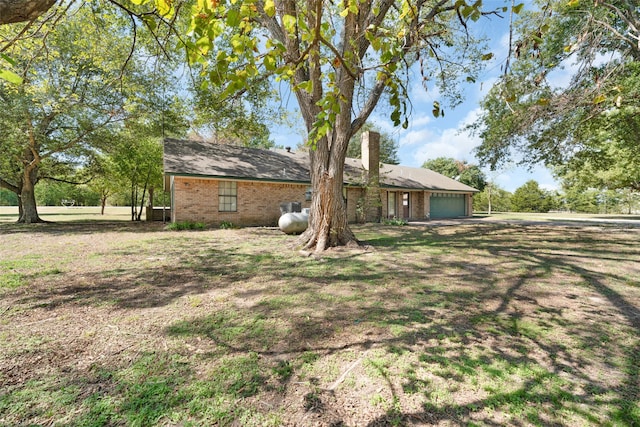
345 187 364 223
172 176 310 226
171 176 474 226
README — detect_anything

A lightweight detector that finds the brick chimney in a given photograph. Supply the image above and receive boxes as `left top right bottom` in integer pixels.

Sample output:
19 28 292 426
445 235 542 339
361 131 381 222
361 131 380 178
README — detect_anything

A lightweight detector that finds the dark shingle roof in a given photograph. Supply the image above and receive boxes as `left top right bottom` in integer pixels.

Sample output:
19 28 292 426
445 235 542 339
163 138 310 182
163 138 478 192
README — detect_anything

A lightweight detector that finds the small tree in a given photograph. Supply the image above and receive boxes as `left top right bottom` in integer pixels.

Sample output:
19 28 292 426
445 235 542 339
473 184 512 213
109 136 164 221
86 156 120 215
511 180 557 213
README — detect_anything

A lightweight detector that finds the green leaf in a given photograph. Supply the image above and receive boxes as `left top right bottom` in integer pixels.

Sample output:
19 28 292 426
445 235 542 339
263 54 276 71
196 36 211 54
209 70 222 86
282 14 296 34
513 3 524 14
264 0 275 17
0 53 17 67
230 35 244 54
339 8 349 17
390 110 401 126
227 9 241 27
296 80 313 93
481 52 494 61
432 101 441 118
593 94 606 104
155 0 173 17
141 15 157 32
0 69 23 85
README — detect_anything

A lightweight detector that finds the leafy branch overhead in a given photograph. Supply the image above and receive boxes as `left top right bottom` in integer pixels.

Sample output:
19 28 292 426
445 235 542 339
183 0 506 143
0 0 181 84
472 0 640 183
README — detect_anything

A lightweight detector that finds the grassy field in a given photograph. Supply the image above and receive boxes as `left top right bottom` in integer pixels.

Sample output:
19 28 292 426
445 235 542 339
0 206 136 223
0 213 639 426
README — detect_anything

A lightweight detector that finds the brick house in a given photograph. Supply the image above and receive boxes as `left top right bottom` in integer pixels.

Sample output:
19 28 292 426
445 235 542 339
163 133 478 226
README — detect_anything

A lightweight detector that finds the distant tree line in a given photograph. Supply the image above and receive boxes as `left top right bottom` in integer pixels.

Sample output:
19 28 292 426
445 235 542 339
422 157 639 214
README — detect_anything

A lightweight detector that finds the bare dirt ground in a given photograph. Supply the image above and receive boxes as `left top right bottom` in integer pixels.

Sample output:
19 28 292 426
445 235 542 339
1 219 639 426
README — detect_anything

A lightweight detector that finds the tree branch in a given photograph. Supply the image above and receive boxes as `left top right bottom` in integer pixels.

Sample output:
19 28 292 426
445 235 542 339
0 0 57 25
0 176 19 193
39 175 93 185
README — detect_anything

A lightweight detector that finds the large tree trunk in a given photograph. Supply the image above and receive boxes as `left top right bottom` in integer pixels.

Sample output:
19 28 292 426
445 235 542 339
298 169 358 253
279 0 375 252
17 171 42 223
0 0 57 25
297 129 358 252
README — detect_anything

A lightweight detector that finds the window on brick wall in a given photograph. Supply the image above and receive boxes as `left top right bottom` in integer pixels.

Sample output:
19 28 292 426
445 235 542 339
388 192 396 217
218 181 237 212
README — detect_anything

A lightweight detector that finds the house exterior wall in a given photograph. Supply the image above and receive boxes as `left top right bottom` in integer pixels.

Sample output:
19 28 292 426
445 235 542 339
345 187 364 223
378 189 473 221
171 176 310 226
170 175 475 226
412 191 426 220
424 192 431 220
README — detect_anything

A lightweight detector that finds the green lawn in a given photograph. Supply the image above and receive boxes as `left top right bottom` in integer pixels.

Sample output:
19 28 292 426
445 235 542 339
0 217 638 426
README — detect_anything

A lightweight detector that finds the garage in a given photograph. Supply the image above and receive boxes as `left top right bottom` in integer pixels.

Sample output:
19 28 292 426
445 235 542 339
430 193 466 219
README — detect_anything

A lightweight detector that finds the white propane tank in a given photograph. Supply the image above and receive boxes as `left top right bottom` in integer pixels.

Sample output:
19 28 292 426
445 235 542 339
278 212 309 234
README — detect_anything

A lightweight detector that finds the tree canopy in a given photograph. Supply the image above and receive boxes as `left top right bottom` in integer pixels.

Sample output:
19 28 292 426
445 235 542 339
1 0 278 222
472 0 640 194
422 157 487 191
0 5 187 222
511 180 558 213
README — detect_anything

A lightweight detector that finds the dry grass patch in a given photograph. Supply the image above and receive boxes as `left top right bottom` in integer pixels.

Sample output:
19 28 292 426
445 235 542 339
0 220 639 426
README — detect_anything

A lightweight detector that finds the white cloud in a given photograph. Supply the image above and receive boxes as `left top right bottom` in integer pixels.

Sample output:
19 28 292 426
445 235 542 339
412 128 481 164
400 128 436 147
411 114 433 128
398 108 483 165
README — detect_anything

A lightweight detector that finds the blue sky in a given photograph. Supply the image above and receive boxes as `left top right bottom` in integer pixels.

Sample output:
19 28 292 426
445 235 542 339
271 2 560 193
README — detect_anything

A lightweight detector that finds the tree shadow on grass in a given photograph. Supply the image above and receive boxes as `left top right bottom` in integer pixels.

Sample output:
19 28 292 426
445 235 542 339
0 220 169 236
359 224 640 426
2 222 638 426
